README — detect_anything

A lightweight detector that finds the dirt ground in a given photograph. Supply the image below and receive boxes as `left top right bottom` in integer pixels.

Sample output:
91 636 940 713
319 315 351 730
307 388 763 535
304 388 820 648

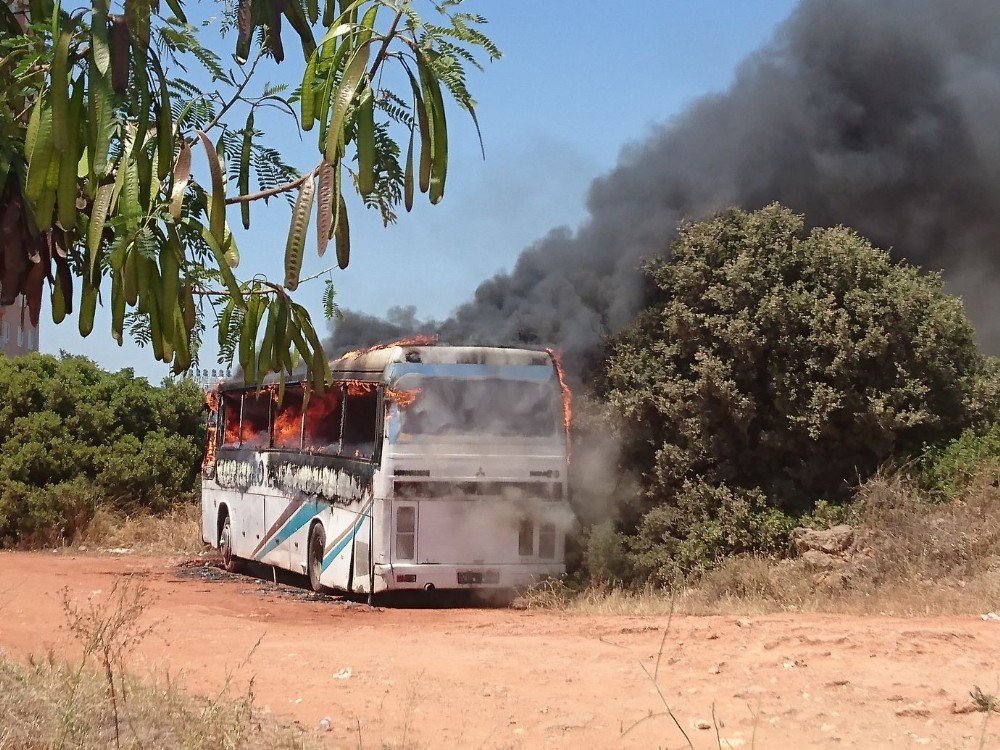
1 552 999 749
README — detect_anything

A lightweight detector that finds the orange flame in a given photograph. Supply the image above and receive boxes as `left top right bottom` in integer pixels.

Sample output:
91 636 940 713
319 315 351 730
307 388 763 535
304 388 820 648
386 386 422 408
303 388 343 446
345 380 377 396
272 391 304 449
547 348 573 463
222 393 241 445
340 334 439 360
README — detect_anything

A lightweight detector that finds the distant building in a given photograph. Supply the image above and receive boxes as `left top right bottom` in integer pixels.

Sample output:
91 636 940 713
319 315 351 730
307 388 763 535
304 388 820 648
186 367 233 391
0 297 39 357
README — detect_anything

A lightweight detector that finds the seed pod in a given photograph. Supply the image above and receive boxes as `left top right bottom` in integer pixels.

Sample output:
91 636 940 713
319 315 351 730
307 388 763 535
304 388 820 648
356 87 375 196
79 279 98 337
110 16 131 95
239 112 253 229
334 193 349 269
284 174 315 290
315 159 334 257
236 0 253 62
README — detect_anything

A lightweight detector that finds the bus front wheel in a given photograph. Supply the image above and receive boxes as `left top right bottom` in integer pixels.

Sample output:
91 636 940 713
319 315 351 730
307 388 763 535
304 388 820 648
220 514 244 574
307 523 326 593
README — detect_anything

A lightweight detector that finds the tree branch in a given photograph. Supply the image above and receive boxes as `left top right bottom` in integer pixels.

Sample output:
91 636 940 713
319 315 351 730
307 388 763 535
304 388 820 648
368 8 404 80
200 49 263 135
225 165 316 204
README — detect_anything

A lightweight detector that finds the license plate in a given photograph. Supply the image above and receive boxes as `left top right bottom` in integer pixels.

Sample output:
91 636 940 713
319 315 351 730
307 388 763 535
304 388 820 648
457 569 500 585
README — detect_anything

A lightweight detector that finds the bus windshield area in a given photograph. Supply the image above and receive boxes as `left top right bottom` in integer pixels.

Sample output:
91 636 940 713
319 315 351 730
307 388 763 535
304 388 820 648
394 376 561 438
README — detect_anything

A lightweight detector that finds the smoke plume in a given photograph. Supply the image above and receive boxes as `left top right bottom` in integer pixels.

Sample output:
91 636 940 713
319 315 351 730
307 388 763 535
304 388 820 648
331 0 1000 366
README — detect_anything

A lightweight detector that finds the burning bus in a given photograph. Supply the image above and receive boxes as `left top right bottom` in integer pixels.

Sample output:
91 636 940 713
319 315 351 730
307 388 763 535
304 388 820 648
201 343 574 596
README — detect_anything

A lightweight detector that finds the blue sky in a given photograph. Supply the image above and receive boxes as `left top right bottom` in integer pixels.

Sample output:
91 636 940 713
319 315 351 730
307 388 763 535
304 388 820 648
41 0 799 379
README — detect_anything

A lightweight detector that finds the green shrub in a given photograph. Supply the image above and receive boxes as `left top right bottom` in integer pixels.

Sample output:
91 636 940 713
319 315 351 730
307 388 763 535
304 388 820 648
582 521 635 585
600 204 992 578
629 481 795 584
0 354 205 546
917 422 1000 501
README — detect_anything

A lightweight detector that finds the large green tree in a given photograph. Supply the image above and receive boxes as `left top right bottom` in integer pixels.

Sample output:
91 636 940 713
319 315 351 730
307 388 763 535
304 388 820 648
0 0 496 386
602 204 993 577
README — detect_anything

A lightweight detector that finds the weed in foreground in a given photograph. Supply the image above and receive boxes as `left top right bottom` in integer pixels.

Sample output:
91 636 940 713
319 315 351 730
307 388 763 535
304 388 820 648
0 577 313 750
972 686 1000 713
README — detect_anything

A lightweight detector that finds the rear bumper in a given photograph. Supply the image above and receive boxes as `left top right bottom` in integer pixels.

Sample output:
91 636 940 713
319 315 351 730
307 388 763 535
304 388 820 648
373 562 564 591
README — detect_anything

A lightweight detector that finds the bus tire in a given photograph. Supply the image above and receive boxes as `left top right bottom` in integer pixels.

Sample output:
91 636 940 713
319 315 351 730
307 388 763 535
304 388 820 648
219 513 245 574
307 523 326 593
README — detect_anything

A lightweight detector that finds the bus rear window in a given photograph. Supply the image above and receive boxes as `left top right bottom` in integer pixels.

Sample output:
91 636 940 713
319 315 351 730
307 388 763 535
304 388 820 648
398 378 560 438
343 384 378 459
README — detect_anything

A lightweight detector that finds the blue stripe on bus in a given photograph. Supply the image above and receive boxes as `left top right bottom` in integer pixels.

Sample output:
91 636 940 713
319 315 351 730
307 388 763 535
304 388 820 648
253 503 317 562
321 500 373 571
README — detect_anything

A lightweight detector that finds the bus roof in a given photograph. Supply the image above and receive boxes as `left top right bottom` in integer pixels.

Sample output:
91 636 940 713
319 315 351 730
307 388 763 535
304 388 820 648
331 345 554 375
218 346 555 391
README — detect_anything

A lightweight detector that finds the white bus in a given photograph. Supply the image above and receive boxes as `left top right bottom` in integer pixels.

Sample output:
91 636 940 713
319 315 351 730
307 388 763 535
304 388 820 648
201 344 573 597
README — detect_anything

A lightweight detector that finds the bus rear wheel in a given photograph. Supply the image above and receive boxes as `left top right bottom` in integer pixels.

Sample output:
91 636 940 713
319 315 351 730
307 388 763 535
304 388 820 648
220 515 244 574
307 523 326 593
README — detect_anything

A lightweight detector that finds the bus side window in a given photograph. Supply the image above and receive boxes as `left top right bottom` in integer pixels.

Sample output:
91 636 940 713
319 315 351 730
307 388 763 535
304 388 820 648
272 388 305 450
241 393 270 448
303 386 344 454
221 393 241 446
342 385 378 460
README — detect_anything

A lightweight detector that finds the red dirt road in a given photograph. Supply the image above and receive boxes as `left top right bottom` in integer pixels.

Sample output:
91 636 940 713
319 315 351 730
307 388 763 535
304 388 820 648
1 552 999 749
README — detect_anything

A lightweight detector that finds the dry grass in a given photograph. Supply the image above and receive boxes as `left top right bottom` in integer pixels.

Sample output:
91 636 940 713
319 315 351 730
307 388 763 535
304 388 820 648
0 578 314 750
71 504 204 557
529 469 1000 617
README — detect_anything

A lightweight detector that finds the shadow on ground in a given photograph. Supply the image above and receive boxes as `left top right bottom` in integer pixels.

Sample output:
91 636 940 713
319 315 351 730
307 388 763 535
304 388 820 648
175 557 517 609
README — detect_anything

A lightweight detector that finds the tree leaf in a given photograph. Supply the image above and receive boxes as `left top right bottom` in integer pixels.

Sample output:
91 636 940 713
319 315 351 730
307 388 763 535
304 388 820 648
284 173 315 290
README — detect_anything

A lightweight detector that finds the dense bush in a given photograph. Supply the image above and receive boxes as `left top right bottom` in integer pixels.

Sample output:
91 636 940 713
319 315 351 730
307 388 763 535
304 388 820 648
0 354 205 546
916 421 1000 501
598 204 995 580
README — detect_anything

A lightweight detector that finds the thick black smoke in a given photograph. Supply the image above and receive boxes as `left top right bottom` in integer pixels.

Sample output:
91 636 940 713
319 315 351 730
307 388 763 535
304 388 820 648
331 0 1000 366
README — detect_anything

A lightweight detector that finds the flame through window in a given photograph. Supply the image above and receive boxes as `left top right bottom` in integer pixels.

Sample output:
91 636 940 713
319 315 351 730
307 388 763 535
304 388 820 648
394 377 561 438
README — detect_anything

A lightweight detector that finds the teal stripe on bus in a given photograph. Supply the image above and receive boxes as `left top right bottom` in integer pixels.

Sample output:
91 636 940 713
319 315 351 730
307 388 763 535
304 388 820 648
322 500 373 571
253 503 317 562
